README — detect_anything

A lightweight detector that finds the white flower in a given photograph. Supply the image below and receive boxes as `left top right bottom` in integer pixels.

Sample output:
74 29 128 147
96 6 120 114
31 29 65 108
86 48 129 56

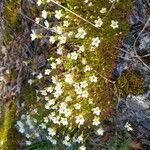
19 127 25 133
45 69 51 75
110 20 119 29
45 100 55 109
53 89 63 98
65 96 72 102
51 116 60 124
0 141 3 146
81 90 89 98
75 87 82 95
109 0 119 3
92 37 101 47
52 76 57 84
56 58 62 65
74 103 81 110
58 35 67 44
47 86 53 93
28 79 33 85
65 135 70 141
76 134 83 143
40 123 46 129
44 117 49 123
81 58 87 65
55 82 62 91
45 96 50 101
57 47 63 55
51 139 57 145
55 10 62 20
45 103 50 109
17 121 24 128
60 102 67 108
25 134 30 138
100 8 107 13
37 73 43 79
30 30 37 41
94 17 103 28
68 31 73 37
75 115 85 125
51 62 56 69
42 10 48 19
35 17 40 24
35 133 40 137
84 0 89 3
44 20 49 28
84 65 92 72
26 141 32 145
88 98 94 104
70 51 78 60
37 0 42 6
63 140 71 147
89 75 98 82
63 20 69 27
59 102 67 111
92 107 101 115
93 117 100 126
78 45 85 53
79 145 86 150
80 81 88 88
96 127 104 135
125 122 133 131
49 36 56 44
60 117 68 126
48 99 55 106
64 109 72 117
75 28 87 39
53 26 63 34
88 2 93 6
48 128 56 136
65 74 74 84
41 90 47 96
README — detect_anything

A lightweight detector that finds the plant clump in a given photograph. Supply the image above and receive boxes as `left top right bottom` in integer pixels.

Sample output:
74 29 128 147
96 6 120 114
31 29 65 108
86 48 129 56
16 0 132 149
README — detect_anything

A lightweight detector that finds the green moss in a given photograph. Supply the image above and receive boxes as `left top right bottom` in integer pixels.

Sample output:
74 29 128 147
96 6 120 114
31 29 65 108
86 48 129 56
19 83 36 106
0 101 16 150
115 70 145 97
3 0 21 45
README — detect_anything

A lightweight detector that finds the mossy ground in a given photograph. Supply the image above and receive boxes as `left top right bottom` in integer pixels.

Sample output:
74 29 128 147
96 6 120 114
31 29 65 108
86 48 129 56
115 70 145 98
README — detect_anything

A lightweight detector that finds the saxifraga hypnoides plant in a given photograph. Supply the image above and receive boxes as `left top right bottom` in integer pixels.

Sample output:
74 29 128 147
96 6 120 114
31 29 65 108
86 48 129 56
16 0 132 149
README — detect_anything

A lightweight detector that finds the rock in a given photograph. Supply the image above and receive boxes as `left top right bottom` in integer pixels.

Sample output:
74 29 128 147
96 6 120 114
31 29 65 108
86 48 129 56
117 92 150 134
115 0 150 142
